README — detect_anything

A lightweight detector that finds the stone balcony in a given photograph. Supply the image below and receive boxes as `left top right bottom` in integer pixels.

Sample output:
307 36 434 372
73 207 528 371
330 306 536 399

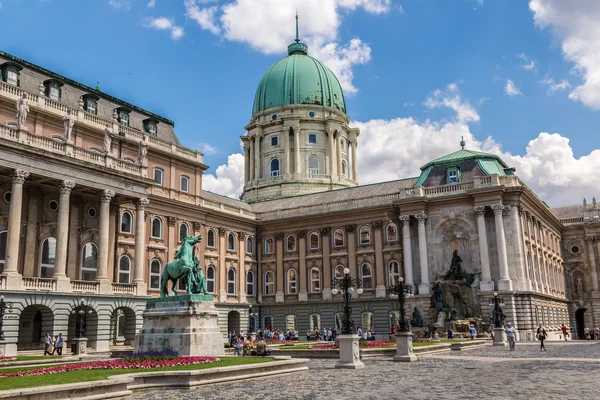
0 274 140 296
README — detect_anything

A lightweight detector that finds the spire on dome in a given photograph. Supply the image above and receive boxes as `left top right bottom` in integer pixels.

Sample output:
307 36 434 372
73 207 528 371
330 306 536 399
295 11 300 43
288 13 308 55
460 136 465 150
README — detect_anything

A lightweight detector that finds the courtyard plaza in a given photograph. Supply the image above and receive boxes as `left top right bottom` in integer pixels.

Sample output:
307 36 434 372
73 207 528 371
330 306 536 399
133 342 600 400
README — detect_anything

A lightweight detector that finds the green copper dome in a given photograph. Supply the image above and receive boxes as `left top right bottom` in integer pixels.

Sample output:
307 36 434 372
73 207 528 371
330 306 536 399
252 25 346 116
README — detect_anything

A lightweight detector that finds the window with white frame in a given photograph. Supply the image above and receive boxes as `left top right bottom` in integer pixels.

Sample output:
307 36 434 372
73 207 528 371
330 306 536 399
120 211 133 234
150 259 161 290
386 223 398 242
0 230 7 274
264 237 274 254
153 168 164 186
207 229 216 248
246 237 254 254
270 136 279 146
151 217 163 239
228 232 236 251
287 268 297 294
447 167 459 184
40 236 57 278
143 119 157 136
2 65 20 86
45 80 62 101
307 155 319 175
388 260 401 286
359 226 371 245
227 268 236 295
270 159 280 176
180 175 190 193
360 263 373 290
246 270 255 296
309 232 319 250
341 161 346 176
80 242 98 281
309 314 321 331
333 229 344 248
334 264 345 280
206 265 216 293
286 235 296 252
118 255 131 284
117 109 130 126
308 133 317 144
84 95 98 115
310 267 321 293
264 271 274 295
179 223 189 242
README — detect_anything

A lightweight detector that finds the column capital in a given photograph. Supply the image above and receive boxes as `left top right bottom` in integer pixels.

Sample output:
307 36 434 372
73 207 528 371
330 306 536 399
399 215 410 225
133 197 150 209
320 227 331 236
193 221 202 231
414 213 428 222
218 227 227 237
100 190 115 202
167 216 177 227
274 232 284 240
11 170 29 184
58 181 76 194
297 230 307 238
345 224 356 233
238 231 246 240
371 220 383 230
490 203 504 214
473 206 486 216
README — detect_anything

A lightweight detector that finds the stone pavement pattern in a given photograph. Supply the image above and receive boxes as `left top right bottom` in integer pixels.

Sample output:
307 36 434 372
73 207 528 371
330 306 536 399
133 342 600 400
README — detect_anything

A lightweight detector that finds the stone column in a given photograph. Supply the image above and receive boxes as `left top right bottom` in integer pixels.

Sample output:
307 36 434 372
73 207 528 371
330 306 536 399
97 190 115 294
321 228 332 300
243 141 250 184
373 221 386 298
517 208 532 291
415 213 430 295
275 232 284 303
218 228 227 302
399 216 414 288
351 140 358 182
253 131 261 181
346 224 358 281
298 231 308 301
327 128 335 175
238 232 247 303
4 170 29 288
53 181 75 291
293 126 301 174
23 188 41 278
283 128 290 175
133 198 149 294
336 135 342 178
491 204 513 291
509 206 529 291
474 206 493 292
594 239 600 296
249 138 255 181
586 237 599 292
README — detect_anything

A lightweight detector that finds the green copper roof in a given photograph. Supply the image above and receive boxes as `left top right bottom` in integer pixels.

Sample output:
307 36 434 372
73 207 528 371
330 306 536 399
252 18 346 116
420 148 509 170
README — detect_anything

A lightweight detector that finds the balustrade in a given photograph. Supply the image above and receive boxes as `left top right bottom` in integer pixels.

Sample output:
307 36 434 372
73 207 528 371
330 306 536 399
111 282 137 295
22 277 56 291
71 280 100 293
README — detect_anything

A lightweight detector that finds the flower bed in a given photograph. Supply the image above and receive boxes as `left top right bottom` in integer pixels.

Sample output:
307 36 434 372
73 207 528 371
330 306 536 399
0 356 219 378
123 349 179 362
311 343 338 350
0 357 16 361
265 339 295 344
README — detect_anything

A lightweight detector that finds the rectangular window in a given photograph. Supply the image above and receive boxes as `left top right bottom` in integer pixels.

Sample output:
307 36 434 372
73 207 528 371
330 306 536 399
180 176 189 193
49 85 60 101
7 70 18 86
448 169 458 184
86 99 97 115
308 134 317 144
150 261 161 290
270 136 278 146
119 111 129 126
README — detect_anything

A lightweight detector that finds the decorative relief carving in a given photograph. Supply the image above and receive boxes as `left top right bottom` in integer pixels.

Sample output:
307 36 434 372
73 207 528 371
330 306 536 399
297 230 306 238
371 220 383 230
345 224 356 233
219 227 227 237
274 232 284 240
144 211 148 222
238 231 246 240
320 227 331 236
167 217 177 227
193 221 201 231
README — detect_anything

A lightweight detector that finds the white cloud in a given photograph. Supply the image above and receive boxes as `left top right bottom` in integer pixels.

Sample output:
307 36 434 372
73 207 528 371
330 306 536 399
202 153 246 199
530 0 600 109
518 53 536 71
147 0 156 8
185 1 221 35
424 82 480 123
108 0 130 10
144 17 184 40
198 143 219 155
505 79 523 96
542 77 571 94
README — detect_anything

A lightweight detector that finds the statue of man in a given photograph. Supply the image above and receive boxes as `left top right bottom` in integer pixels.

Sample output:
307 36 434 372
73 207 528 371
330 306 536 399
576 276 583 293
16 93 29 130
103 124 113 154
138 136 148 165
583 198 588 209
63 110 75 142
593 197 597 208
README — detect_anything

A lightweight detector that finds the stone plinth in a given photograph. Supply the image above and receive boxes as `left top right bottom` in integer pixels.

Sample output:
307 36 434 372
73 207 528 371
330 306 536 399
134 295 224 356
335 334 364 369
72 337 88 355
0 340 16 357
493 327 507 346
393 332 417 362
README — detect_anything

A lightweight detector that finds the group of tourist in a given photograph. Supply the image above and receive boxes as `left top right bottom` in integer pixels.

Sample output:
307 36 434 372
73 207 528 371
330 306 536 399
43 332 65 356
583 326 600 340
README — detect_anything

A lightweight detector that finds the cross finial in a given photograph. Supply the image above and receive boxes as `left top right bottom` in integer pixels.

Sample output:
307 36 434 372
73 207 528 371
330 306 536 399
295 11 300 43
460 136 465 150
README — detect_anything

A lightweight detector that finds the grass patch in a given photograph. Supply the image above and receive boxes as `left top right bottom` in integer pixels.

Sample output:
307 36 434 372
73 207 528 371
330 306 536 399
0 357 274 391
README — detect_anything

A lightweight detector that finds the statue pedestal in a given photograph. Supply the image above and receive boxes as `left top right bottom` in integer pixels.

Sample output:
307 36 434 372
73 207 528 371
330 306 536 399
134 294 224 356
335 334 364 369
71 338 88 355
394 332 417 362
0 340 16 357
493 327 508 346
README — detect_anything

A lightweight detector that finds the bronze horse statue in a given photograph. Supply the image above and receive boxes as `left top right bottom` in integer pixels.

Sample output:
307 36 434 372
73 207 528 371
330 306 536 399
160 235 208 297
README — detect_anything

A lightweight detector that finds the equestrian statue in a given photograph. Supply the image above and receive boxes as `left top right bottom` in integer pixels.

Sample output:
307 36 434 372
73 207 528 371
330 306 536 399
160 235 209 297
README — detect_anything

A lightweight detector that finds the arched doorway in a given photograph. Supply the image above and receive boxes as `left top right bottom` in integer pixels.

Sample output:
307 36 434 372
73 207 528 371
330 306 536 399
575 308 587 340
228 311 241 334
67 306 99 351
109 307 137 346
18 305 54 350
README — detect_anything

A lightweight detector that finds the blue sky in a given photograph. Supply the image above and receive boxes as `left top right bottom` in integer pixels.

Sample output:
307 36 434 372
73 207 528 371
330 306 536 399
1 0 599 206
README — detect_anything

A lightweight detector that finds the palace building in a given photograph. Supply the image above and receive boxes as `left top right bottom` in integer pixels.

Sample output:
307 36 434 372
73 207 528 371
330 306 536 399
0 31 599 354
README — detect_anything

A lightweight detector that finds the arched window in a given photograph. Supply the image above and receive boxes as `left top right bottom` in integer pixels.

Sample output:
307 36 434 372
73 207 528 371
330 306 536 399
341 160 346 176
207 229 216 248
307 155 319 175
388 260 401 286
150 259 161 290
80 242 98 281
180 175 190 193
118 255 131 284
0 230 7 274
264 237 274 254
287 268 297 294
246 270 255 296
264 315 273 331
227 268 236 295
309 313 321 331
333 229 345 248
386 223 398 242
360 263 373 290
286 235 296 252
270 158 280 176
309 232 320 250
264 271 274 295
40 236 57 278
179 222 189 242
246 237 254 254
359 225 371 245
120 211 133 234
124 157 136 164
151 217 162 239
286 315 297 332
334 264 345 280
206 265 216 293
227 233 236 251
310 267 321 293
153 167 164 186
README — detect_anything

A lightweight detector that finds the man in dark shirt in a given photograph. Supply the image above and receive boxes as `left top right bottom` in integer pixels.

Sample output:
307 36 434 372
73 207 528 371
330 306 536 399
255 339 270 356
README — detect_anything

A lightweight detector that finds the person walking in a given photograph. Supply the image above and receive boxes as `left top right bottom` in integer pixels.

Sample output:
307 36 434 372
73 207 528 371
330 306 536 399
505 323 516 351
469 325 477 340
537 324 547 351
584 326 590 340
43 332 52 356
54 333 64 356
595 327 600 340
561 324 569 341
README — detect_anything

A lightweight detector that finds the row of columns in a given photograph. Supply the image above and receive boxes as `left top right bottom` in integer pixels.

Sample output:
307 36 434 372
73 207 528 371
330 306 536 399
2 169 149 291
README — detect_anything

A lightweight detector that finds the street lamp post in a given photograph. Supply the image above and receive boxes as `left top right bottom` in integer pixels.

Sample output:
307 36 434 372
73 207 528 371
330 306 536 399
331 267 364 369
71 298 93 354
388 277 417 362
489 292 507 346
248 304 258 341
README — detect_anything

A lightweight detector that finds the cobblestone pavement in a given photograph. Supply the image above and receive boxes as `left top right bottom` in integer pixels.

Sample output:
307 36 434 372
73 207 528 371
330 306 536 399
133 342 600 400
